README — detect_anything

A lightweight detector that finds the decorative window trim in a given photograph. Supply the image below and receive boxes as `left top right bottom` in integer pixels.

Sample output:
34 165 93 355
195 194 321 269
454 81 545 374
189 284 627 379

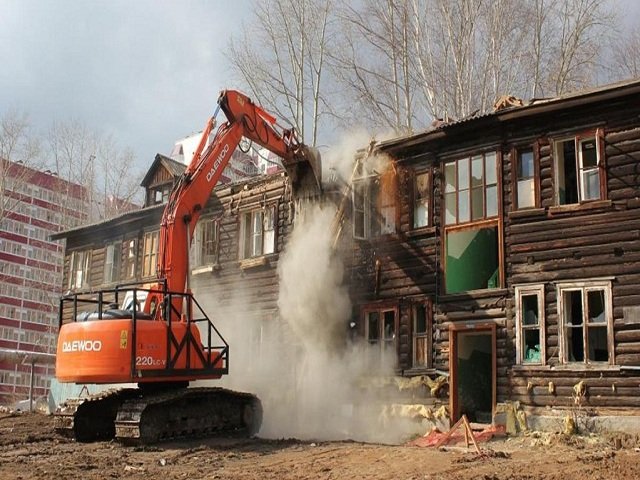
514 284 545 365
556 279 614 366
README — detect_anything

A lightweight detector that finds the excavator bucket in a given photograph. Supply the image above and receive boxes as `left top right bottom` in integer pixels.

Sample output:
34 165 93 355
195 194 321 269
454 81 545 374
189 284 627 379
282 146 322 199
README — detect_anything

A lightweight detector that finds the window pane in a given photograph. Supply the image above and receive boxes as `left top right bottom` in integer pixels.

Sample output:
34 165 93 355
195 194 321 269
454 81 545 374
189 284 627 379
485 152 497 185
383 311 395 340
564 290 583 325
458 158 469 189
558 140 578 205
368 312 380 341
458 190 470 223
588 326 608 361
444 163 456 193
471 187 483 220
581 139 598 168
415 173 429 198
471 155 483 187
587 290 605 323
414 201 428 228
445 192 457 225
518 150 534 179
581 169 600 200
563 290 584 362
517 179 535 208
522 294 539 325
445 227 499 293
415 305 427 333
523 329 541 363
486 185 498 217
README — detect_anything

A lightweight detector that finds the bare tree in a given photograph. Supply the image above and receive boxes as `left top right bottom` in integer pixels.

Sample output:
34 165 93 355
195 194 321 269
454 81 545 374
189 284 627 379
227 0 334 146
609 24 640 79
0 111 41 222
48 119 141 224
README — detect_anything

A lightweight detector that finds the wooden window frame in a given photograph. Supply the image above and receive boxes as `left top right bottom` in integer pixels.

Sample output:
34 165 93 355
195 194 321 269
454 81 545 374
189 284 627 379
511 144 540 210
412 299 433 369
142 230 159 278
103 240 122 284
68 249 91 290
239 205 277 260
556 280 614 366
352 167 398 239
514 284 546 365
412 170 432 230
123 238 138 279
194 217 220 267
444 151 499 226
362 303 399 364
552 128 606 206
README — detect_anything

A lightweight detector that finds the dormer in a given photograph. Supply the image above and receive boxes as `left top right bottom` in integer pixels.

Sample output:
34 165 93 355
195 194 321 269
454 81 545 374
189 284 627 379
140 154 186 207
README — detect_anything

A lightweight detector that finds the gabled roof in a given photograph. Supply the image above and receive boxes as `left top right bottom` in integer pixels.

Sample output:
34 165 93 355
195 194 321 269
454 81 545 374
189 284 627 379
140 153 186 187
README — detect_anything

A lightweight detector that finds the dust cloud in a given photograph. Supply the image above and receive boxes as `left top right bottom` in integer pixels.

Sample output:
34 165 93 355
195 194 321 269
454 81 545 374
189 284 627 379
196 140 416 444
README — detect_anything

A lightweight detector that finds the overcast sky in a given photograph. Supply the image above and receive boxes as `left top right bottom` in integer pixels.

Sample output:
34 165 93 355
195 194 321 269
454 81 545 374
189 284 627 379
0 0 250 173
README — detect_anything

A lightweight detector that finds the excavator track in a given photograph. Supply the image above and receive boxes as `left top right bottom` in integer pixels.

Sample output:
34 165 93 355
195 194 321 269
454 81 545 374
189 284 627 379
55 387 262 444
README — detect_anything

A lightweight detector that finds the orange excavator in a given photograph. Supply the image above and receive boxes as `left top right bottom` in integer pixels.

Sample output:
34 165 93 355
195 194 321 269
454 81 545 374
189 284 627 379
54 90 322 443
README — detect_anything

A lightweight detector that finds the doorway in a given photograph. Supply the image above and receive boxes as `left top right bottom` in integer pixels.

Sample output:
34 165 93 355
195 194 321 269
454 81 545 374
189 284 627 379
449 323 496 424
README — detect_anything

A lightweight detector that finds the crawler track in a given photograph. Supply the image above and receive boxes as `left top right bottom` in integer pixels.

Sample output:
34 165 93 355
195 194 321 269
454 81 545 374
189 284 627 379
55 387 262 444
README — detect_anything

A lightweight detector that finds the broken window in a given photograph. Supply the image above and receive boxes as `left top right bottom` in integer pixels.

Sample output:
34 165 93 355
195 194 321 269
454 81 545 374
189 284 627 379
149 183 171 206
68 249 91 289
515 148 536 209
353 164 396 239
554 132 603 205
515 285 545 365
445 226 499 294
558 281 612 364
193 217 219 266
413 171 430 229
142 230 159 277
412 300 432 369
240 206 276 259
445 153 498 225
103 240 122 284
124 238 137 279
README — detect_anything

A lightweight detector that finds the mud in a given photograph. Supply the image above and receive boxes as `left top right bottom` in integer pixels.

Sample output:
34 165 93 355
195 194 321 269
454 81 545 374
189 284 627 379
1 412 639 480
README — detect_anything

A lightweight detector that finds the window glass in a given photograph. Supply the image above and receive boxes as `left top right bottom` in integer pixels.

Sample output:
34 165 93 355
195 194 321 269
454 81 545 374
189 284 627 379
413 172 430 229
445 226 498 293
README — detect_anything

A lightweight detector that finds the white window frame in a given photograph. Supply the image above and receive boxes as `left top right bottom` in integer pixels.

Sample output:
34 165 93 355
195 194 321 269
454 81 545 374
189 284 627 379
239 206 276 259
363 305 398 367
553 131 603 205
514 284 545 365
557 280 614 365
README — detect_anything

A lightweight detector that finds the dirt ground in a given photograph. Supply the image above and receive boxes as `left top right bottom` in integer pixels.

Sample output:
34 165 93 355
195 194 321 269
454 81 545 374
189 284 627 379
1 412 640 480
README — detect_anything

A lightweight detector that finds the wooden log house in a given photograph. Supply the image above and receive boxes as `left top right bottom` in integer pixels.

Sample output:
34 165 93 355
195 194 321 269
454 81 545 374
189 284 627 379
53 78 640 430
347 78 640 426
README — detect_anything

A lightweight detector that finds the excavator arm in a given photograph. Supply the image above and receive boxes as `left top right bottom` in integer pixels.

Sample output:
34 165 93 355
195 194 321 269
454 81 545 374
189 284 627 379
148 90 322 315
